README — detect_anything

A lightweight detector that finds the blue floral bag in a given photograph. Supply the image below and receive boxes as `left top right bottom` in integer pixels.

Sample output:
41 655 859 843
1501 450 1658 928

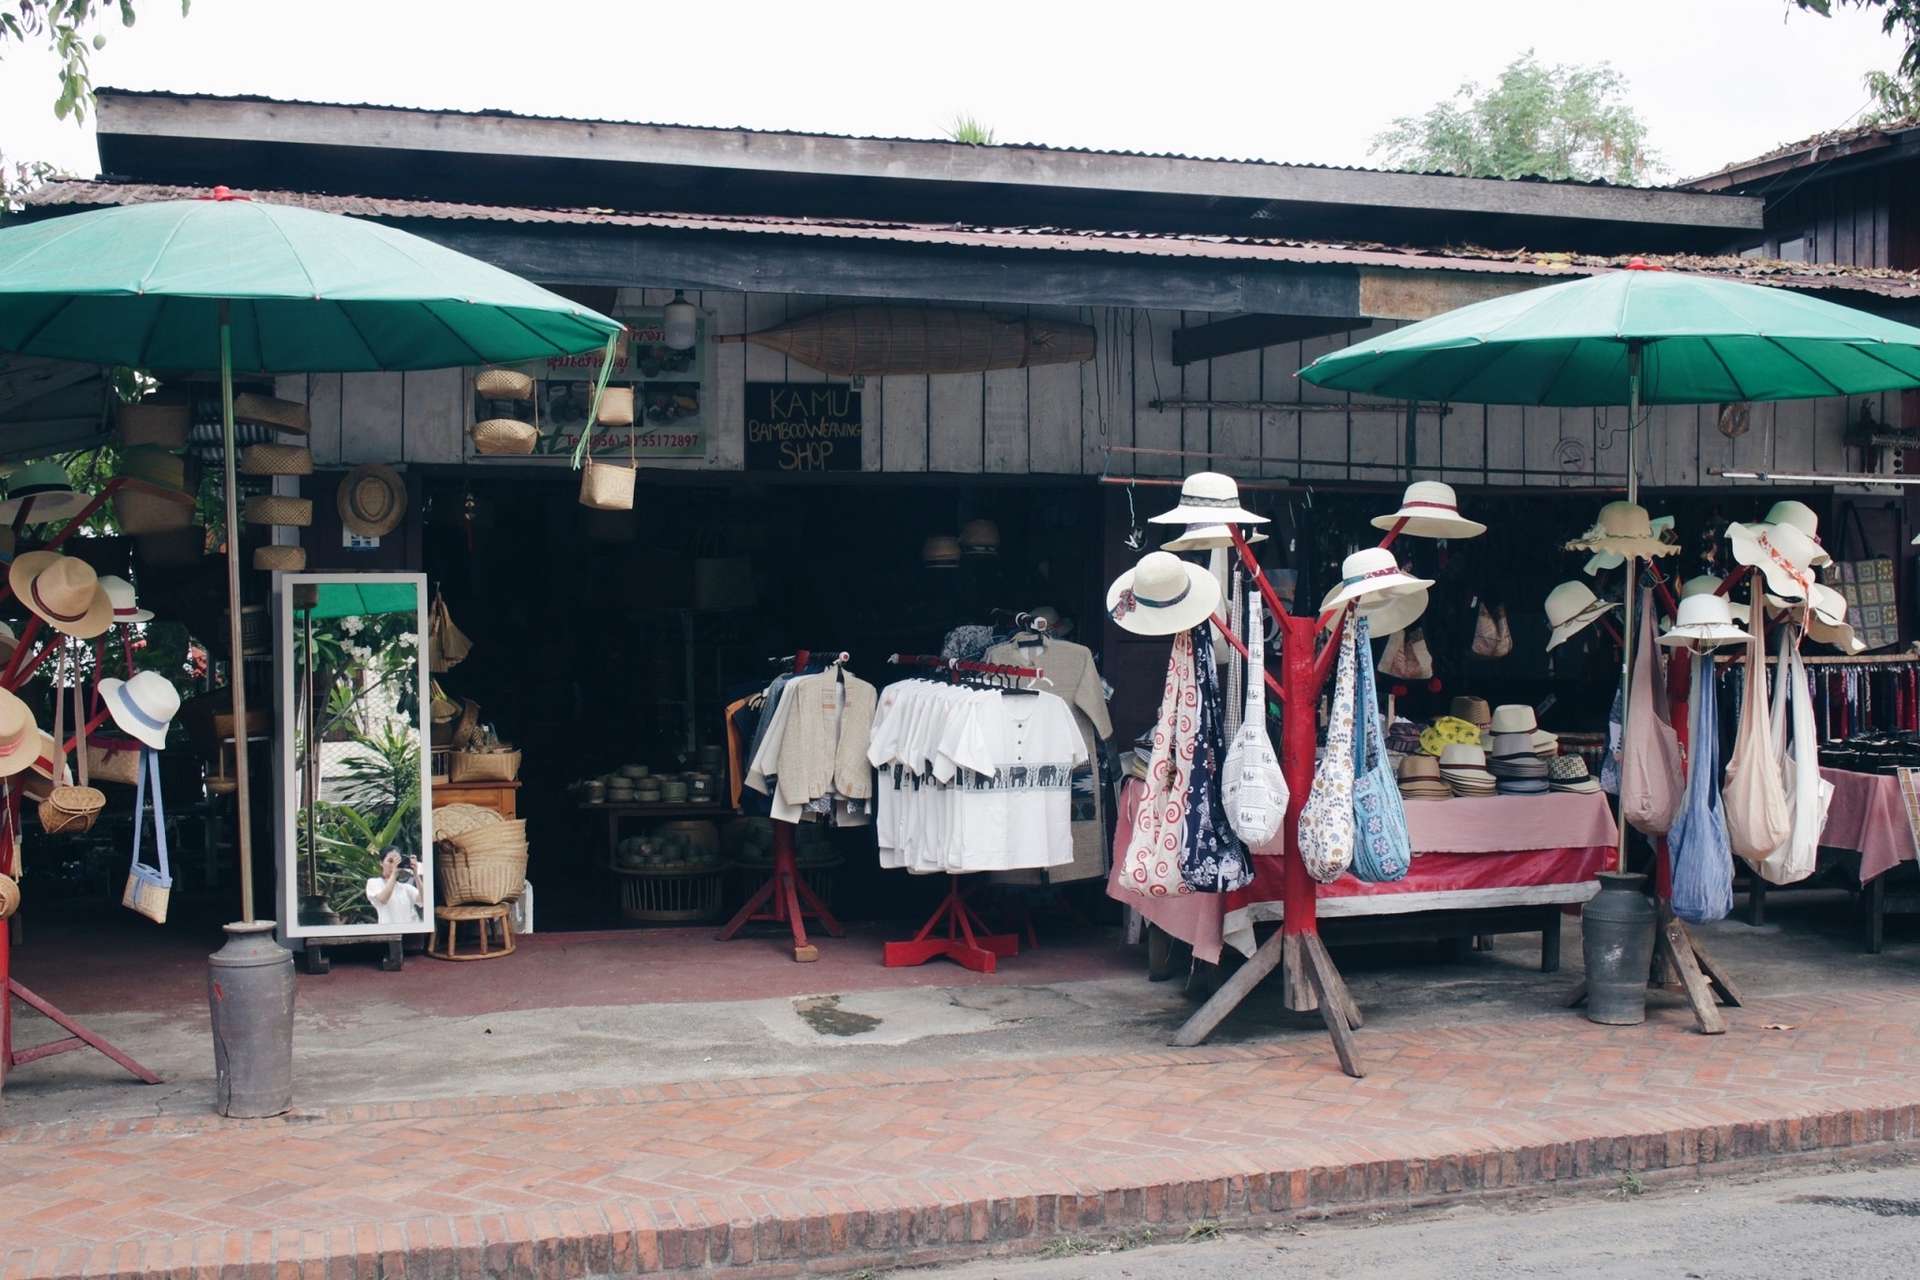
1349 615 1411 883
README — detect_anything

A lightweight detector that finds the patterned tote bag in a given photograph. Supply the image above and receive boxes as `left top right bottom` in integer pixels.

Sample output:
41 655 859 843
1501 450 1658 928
1297 610 1357 884
1349 615 1412 883
1118 630 1199 898
1180 626 1255 893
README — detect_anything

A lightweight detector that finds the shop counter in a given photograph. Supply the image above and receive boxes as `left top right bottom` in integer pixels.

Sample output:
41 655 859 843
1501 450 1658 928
1743 767 1920 953
1108 779 1618 965
433 778 520 820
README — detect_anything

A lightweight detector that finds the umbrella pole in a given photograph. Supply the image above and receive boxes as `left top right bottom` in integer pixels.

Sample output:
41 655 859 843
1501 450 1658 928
218 303 256 924
1616 343 1642 875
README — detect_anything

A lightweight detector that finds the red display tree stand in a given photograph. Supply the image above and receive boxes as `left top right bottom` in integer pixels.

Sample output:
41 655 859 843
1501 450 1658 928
716 819 844 963
882 877 1018 974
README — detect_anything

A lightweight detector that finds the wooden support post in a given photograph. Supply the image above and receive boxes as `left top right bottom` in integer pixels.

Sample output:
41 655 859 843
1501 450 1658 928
1656 905 1727 1036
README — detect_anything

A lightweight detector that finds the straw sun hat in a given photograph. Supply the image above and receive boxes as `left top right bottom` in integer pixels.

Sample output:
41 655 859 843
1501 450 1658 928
0 688 40 779
1317 547 1432 618
1726 518 1818 602
98 670 181 751
1544 580 1619 652
1370 481 1485 540
339 464 408 538
1107 551 1221 636
98 575 153 624
10 552 111 639
1161 523 1268 553
1565 502 1679 559
1150 472 1268 526
1660 594 1751 649
1759 499 1832 567
0 460 89 525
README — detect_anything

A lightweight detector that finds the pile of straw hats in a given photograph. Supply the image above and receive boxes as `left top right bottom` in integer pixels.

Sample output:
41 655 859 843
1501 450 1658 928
1438 743 1495 797
1397 754 1450 802
1486 705 1546 794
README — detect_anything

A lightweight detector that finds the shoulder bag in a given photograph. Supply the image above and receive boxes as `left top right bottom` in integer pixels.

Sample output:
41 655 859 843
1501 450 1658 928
1752 624 1830 884
121 747 172 924
1723 588 1792 859
1297 610 1357 884
1118 630 1199 898
1667 652 1734 923
1179 626 1254 893
1349 615 1411 883
1621 589 1686 836
1222 594 1287 848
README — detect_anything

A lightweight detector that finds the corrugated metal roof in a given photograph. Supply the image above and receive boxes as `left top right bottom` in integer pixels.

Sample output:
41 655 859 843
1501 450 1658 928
28 179 1920 299
1688 114 1920 188
91 86 1671 193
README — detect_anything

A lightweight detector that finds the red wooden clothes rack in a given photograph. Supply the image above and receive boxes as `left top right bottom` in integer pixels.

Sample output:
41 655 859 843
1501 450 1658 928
879 655 1042 974
716 651 847 962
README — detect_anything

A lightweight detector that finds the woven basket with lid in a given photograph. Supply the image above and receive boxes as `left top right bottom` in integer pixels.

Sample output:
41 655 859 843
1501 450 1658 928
244 495 313 527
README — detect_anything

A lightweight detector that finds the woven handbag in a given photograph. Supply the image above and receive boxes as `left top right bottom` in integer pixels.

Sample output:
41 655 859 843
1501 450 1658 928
232 392 311 435
253 544 306 572
121 747 172 924
238 443 314 476
449 749 522 783
474 367 535 400
243 494 313 527
38 652 105 835
87 734 144 786
1297 608 1357 884
114 400 190 448
112 486 196 535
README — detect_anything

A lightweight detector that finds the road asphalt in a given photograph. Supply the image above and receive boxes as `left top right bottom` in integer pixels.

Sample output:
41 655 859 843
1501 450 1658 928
904 1155 1920 1279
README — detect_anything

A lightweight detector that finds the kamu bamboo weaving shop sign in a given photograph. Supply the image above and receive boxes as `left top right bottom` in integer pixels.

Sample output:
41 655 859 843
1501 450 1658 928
745 382 862 472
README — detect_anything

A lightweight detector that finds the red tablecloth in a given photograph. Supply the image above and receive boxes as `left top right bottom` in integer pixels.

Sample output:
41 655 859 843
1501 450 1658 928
1108 779 1618 964
1818 767 1918 884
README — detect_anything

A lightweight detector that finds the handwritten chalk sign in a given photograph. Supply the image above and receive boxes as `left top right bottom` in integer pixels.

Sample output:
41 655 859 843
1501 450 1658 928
744 382 862 472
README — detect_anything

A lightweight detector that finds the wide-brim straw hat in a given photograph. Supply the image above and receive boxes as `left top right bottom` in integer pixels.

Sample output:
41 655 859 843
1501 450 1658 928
0 688 39 779
9 552 112 638
1161 523 1269 552
1354 587 1430 639
1318 547 1433 617
1584 515 1675 573
98 574 154 624
0 460 89 524
1565 501 1679 558
1489 704 1537 735
1761 499 1831 567
1370 481 1485 540
1149 472 1268 526
98 671 180 751
1107 551 1221 636
1660 593 1751 648
339 464 408 537
1682 573 1751 623
1544 580 1618 652
1726 519 1818 602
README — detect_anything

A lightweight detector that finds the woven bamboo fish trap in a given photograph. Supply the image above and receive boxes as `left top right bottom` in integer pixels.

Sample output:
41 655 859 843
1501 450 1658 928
717 306 1095 377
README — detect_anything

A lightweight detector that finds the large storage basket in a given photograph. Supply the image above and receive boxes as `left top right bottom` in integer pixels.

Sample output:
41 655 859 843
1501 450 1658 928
613 863 724 924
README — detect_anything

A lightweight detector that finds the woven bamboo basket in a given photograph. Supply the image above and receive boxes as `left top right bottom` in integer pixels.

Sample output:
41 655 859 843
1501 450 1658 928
85 739 142 786
112 487 196 535
471 418 538 455
253 544 306 572
239 443 314 476
449 749 522 783
244 494 313 527
436 837 528 907
114 401 190 448
474 368 535 400
612 863 724 924
134 526 206 568
594 387 635 427
232 392 311 434
0 872 18 921
578 460 636 511
716 306 1097 376
38 784 105 835
433 803 504 840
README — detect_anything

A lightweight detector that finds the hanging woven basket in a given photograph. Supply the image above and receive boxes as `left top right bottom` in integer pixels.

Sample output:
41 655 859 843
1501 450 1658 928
112 487 196 535
114 401 191 449
253 544 306 572
232 392 311 435
244 495 313 527
238 443 314 476
0 872 18 921
578 459 636 511
594 387 635 427
474 368 536 400
471 418 539 455
39 784 105 835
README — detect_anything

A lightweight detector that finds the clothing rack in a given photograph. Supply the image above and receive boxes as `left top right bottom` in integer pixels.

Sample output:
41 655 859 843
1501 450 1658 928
886 654 1042 681
1716 645 1920 667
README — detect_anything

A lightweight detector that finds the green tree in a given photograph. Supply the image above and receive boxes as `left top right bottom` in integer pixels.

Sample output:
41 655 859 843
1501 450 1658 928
1371 51 1659 185
1793 2 1920 77
0 1 190 122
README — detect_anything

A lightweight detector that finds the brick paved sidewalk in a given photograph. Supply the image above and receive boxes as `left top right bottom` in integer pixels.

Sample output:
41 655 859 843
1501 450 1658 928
5 990 1919 1280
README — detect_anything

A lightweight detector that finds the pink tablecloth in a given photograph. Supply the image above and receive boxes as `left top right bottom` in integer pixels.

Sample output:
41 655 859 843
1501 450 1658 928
1108 779 1619 964
1818 767 1919 883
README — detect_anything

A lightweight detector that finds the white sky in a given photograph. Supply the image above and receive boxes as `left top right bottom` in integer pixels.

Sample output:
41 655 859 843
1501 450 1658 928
0 0 1908 185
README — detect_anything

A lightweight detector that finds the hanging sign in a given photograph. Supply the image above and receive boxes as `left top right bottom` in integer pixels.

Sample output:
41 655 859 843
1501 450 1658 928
744 382 862 472
466 308 708 462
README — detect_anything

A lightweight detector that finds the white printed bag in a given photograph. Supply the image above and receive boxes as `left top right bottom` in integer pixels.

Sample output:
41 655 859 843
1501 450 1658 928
1223 595 1287 847
1296 611 1357 884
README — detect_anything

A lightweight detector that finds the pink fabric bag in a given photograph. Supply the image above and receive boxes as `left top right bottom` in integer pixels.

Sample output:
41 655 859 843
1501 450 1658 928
1723 586 1792 860
1119 631 1200 898
1621 589 1684 837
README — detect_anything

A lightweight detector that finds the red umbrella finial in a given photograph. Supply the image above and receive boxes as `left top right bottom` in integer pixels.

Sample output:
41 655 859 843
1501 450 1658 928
201 186 252 202
1625 257 1663 271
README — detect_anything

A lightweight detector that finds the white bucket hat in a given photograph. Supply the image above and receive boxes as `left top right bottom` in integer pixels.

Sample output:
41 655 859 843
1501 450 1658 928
98 575 154 624
1726 519 1818 602
1160 523 1269 553
1149 472 1268 526
1659 594 1751 649
1565 502 1679 559
1489 704 1537 735
1761 500 1831 567
1585 515 1675 574
1544 580 1619 652
1318 547 1433 617
98 670 181 751
1370 481 1485 540
1681 573 1750 623
1107 551 1221 636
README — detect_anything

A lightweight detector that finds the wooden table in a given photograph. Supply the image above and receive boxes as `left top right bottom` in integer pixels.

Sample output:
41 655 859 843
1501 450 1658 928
434 779 520 820
583 802 733 867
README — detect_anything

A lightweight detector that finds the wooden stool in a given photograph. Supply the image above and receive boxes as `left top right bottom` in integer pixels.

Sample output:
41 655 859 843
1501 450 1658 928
429 903 515 961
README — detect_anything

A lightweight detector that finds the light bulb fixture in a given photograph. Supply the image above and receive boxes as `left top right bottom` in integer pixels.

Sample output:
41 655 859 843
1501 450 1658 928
1713 467 1920 486
663 290 697 351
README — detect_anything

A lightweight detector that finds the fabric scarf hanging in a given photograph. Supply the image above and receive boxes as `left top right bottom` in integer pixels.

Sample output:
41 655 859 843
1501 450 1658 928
1118 629 1200 898
1179 624 1254 893
1349 614 1411 883
1668 651 1734 923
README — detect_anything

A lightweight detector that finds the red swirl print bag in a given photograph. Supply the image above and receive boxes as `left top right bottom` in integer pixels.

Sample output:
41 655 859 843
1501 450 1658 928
1120 629 1200 898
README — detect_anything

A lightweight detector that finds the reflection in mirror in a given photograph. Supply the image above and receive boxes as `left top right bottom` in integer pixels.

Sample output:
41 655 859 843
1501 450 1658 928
286 576 432 934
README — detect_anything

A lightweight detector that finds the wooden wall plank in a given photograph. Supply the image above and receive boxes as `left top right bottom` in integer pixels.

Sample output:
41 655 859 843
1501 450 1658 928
1132 309 1182 477
1593 406 1628 487
928 373 985 472
1730 400 1774 476
1176 312 1210 477
1773 396 1817 475
1206 335 1261 478
1258 338 1303 480
1486 405 1525 487
402 367 466 465
983 365 1028 473
1812 392 1849 474
336 372 403 465
881 375 929 472
706 290 748 471
307 372 343 467
1082 307 1132 475
1026 304 1081 474
1296 328 1348 481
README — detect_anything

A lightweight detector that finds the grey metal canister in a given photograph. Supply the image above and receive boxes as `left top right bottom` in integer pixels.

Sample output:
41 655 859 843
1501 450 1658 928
1581 871 1657 1025
208 921 296 1117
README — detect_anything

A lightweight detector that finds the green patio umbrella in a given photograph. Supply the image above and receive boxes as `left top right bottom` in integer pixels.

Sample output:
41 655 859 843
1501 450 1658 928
0 189 623 924
1301 264 1920 872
